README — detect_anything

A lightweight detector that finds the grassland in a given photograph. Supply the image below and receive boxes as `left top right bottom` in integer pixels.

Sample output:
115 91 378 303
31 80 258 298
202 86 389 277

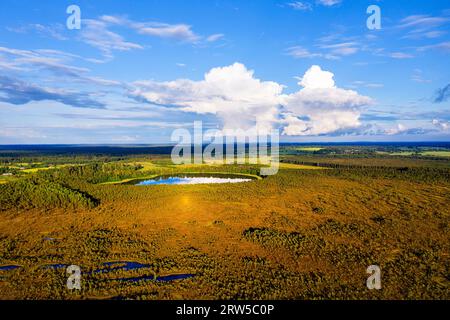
376 150 450 158
279 163 327 170
420 151 450 157
295 147 324 152
0 145 449 300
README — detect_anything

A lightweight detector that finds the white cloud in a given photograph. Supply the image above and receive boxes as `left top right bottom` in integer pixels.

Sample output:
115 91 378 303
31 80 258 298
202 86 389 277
99 15 203 43
129 63 284 132
432 119 450 131
285 46 338 60
0 46 122 87
418 41 450 54
81 19 143 58
0 127 47 139
281 65 372 135
298 65 335 88
130 63 372 136
397 14 450 40
403 30 447 40
287 0 340 11
411 69 431 83
316 0 341 7
283 111 361 136
7 23 68 41
134 22 200 42
385 123 407 135
286 46 321 58
287 41 359 60
349 81 384 89
287 2 313 11
206 34 225 42
0 56 23 71
398 14 449 32
389 52 414 59
372 48 415 60
319 42 359 56
79 15 211 58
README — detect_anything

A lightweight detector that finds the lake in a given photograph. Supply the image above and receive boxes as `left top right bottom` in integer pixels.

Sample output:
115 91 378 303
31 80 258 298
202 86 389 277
132 173 257 185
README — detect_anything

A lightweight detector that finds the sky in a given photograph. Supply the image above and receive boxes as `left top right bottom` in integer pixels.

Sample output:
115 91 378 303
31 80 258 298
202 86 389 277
0 0 449 144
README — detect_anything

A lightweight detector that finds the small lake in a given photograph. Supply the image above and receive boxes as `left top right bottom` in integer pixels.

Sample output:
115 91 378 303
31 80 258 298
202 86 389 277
131 173 256 186
95 261 150 273
119 273 195 283
0 265 21 271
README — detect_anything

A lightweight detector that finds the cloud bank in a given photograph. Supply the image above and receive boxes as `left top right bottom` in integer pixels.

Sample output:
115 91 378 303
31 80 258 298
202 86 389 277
0 75 105 109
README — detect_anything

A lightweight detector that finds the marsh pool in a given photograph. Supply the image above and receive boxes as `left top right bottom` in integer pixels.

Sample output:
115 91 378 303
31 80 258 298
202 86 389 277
131 173 256 185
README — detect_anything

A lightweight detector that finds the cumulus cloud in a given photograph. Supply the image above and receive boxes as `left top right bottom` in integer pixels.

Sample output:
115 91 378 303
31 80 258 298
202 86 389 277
297 65 335 88
129 63 372 136
280 65 372 135
129 63 283 132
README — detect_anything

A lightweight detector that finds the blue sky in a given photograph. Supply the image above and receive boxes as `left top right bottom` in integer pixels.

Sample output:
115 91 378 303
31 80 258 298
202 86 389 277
0 0 449 143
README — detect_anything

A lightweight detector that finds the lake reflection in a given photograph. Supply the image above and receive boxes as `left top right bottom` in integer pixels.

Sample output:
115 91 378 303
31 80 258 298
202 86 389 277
135 176 253 185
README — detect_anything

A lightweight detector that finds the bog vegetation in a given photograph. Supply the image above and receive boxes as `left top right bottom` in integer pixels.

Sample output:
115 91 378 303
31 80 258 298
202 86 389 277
0 144 448 299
